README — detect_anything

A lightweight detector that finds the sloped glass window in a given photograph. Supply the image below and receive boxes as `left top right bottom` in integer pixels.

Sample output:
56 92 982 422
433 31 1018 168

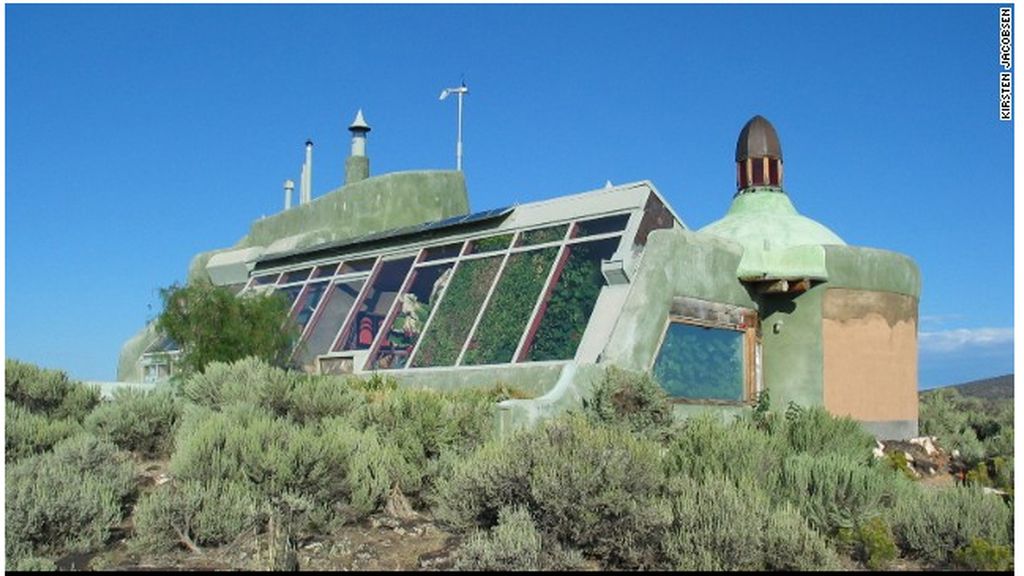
411 256 503 367
253 274 279 286
465 233 513 255
277 285 305 309
336 257 415 351
652 322 745 402
292 281 329 331
516 225 568 247
312 264 339 279
284 268 313 283
423 242 464 261
370 263 456 369
524 237 620 361
575 213 630 237
463 247 558 365
293 278 365 370
339 257 376 274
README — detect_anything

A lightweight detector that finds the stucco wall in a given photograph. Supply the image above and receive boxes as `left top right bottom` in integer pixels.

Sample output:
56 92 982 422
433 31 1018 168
822 288 918 433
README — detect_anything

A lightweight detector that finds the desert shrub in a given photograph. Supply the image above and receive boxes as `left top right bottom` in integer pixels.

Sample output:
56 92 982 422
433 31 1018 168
951 427 987 468
953 537 1014 571
662 475 769 570
663 412 787 489
5 358 100 421
345 427 420 517
890 485 1012 566
286 373 366 423
357 386 495 496
885 451 918 480
131 479 260 553
435 414 671 568
583 366 673 438
12 557 58 571
778 452 897 535
5 400 84 462
182 356 293 412
156 280 297 376
838 516 897 570
454 506 584 571
762 502 842 571
85 387 182 457
6 435 135 563
990 456 1014 492
784 404 876 457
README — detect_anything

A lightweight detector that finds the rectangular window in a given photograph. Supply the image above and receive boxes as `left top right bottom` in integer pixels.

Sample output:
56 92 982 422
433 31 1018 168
422 242 464 261
369 262 456 369
339 257 377 274
411 256 503 367
253 274 280 286
652 322 747 402
523 236 620 361
574 214 630 238
463 247 558 365
335 257 415 351
312 264 339 279
293 278 366 370
516 224 568 247
283 268 313 284
465 233 513 255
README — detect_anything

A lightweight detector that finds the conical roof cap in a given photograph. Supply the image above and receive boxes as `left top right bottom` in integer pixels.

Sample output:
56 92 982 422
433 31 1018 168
735 115 782 162
349 109 371 133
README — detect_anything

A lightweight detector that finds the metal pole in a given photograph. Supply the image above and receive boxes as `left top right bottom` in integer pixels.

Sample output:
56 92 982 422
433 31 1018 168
456 91 464 171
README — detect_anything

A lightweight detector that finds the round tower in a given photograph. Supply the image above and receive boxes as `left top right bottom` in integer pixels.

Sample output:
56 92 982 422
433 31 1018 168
346 109 371 185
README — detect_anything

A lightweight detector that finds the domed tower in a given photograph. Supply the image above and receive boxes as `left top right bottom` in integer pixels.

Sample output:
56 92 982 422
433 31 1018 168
698 115 921 439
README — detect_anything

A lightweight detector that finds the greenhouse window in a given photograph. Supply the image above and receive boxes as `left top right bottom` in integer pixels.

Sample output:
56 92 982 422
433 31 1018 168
293 278 366 370
465 233 513 255
463 247 558 365
522 236 620 362
283 268 313 284
335 256 415 351
410 256 503 367
292 281 329 331
312 263 339 279
574 213 630 237
339 257 377 274
516 224 568 247
422 242 464 261
369 262 455 370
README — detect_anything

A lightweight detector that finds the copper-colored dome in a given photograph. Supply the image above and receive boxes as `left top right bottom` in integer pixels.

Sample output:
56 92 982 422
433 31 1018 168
735 115 782 162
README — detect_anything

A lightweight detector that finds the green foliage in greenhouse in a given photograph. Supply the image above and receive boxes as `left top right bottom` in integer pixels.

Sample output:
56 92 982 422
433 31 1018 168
464 247 557 365
412 257 501 367
527 243 606 361
517 224 568 247
470 233 513 253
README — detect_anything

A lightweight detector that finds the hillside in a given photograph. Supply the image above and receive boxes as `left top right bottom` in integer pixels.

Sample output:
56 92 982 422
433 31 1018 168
923 374 1013 401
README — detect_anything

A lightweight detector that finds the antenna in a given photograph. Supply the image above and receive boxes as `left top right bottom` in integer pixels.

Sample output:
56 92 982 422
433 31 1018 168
439 81 469 171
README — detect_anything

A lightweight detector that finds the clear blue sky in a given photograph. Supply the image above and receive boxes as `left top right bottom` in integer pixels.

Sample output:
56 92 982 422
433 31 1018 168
5 4 1014 388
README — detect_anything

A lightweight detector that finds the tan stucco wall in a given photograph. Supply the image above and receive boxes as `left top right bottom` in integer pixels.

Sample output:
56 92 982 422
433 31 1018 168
822 288 918 422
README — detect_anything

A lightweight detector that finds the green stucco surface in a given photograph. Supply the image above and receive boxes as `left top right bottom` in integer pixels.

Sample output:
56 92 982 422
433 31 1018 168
601 228 756 372
757 286 826 410
824 245 921 297
700 189 845 281
384 362 567 398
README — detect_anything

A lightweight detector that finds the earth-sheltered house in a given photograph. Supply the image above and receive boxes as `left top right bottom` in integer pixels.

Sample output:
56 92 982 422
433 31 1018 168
120 112 920 440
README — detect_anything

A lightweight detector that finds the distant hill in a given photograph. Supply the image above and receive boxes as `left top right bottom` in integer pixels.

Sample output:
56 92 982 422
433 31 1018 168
924 374 1013 401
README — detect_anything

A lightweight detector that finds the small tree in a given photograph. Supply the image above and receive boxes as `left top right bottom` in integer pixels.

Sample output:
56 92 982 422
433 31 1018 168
156 280 297 376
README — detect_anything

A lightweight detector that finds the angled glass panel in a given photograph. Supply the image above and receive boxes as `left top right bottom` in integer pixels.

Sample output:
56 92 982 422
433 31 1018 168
574 213 630 238
465 233 513 255
369 262 456 370
312 264 339 279
463 247 558 365
293 278 366 370
336 257 416 351
422 242 464 262
253 274 280 286
653 322 744 402
339 257 377 275
292 281 330 331
524 236 620 362
283 268 313 284
277 284 305 309
515 224 568 247
411 255 503 367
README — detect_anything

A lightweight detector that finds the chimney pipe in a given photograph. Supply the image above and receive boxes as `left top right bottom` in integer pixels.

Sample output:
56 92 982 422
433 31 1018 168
345 110 371 185
302 140 314 204
283 179 294 210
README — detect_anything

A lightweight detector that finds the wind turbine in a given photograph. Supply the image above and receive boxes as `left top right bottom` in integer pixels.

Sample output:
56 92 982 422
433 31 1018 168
439 81 469 171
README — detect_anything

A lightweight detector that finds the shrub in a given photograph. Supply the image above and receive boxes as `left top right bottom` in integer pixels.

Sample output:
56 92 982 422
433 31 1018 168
839 516 897 570
953 537 1013 571
778 452 898 535
890 485 1012 566
5 400 84 462
5 359 100 421
345 427 419 517
762 502 842 571
85 388 182 457
663 412 787 490
12 557 58 571
784 404 876 457
435 414 671 568
454 506 583 571
285 373 366 424
156 280 297 376
583 366 673 438
131 479 260 553
181 356 293 412
6 435 135 563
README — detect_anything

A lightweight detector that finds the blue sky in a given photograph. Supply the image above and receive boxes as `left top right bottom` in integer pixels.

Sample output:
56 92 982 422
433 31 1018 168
5 4 1014 388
